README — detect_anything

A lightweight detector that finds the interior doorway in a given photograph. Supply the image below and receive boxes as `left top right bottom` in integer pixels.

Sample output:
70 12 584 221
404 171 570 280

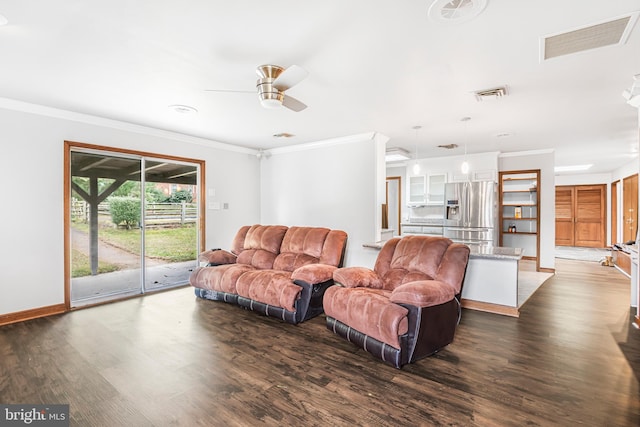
555 184 606 248
385 176 401 237
622 174 638 243
65 142 205 308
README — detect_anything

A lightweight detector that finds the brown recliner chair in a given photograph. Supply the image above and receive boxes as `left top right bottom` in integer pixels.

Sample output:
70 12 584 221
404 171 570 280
323 235 470 368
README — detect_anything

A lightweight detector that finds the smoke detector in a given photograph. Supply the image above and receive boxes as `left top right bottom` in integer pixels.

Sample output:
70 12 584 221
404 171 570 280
473 86 508 101
428 0 488 24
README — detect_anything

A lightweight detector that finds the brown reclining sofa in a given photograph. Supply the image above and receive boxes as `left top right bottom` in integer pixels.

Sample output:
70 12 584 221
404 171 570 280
190 224 348 324
323 235 470 368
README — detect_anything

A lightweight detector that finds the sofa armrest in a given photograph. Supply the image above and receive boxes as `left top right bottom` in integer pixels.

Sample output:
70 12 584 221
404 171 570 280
198 249 237 266
291 264 337 285
332 267 383 289
390 280 456 308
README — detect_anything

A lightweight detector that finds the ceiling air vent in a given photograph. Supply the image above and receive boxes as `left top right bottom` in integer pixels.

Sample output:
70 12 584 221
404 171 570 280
474 86 508 101
541 12 639 60
438 143 459 150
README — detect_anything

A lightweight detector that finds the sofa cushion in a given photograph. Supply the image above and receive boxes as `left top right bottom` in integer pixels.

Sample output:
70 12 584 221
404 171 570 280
382 236 451 290
235 270 301 312
189 264 256 294
324 286 409 349
333 267 383 289
390 280 456 307
236 249 279 270
319 229 348 267
271 227 328 271
198 249 237 266
230 225 251 255
244 224 288 254
236 225 288 269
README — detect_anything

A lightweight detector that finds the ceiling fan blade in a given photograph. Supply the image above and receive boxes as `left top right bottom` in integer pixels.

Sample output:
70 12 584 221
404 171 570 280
282 94 307 112
273 65 308 91
204 89 254 93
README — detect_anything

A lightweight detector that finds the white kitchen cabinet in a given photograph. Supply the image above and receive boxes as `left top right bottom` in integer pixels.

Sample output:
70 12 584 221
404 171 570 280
426 172 446 205
408 175 426 205
408 171 447 206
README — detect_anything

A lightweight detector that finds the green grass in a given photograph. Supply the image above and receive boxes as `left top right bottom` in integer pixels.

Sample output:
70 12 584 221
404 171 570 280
72 222 197 262
71 249 119 278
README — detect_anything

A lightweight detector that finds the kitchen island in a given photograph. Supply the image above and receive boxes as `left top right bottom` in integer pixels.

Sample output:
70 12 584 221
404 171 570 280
461 245 524 317
362 241 525 317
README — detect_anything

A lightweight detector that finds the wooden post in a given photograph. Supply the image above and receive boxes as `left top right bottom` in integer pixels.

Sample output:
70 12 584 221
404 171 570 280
89 177 99 275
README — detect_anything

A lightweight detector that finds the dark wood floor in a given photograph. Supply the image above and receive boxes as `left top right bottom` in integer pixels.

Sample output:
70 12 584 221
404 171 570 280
0 259 638 426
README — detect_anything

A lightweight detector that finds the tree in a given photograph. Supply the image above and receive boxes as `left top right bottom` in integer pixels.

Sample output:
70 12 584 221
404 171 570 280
108 197 141 229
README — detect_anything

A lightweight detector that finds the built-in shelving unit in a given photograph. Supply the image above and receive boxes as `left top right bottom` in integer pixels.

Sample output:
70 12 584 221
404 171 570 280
499 170 540 270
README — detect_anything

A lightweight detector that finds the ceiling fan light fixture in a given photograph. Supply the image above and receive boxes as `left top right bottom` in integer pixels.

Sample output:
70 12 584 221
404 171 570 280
260 97 282 109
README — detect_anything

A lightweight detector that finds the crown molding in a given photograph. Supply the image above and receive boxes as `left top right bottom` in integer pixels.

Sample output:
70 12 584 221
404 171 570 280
0 96 255 155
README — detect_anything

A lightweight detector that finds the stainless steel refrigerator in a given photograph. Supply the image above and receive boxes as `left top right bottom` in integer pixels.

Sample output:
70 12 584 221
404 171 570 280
443 181 498 246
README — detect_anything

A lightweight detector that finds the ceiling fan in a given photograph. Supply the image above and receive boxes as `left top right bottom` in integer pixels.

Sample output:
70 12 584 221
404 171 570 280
206 64 309 112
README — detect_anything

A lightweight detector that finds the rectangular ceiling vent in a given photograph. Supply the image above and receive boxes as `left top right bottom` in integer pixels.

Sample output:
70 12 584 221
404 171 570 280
541 12 639 60
474 86 508 101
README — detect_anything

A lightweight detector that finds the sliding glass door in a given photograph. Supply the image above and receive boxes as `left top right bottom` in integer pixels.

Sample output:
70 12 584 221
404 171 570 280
143 159 199 292
66 143 203 307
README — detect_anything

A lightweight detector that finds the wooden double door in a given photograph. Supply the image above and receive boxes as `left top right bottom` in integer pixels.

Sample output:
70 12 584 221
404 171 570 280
555 185 606 248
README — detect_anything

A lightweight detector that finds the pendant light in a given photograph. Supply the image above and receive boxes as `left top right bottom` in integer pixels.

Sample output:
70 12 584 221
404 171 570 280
412 125 422 174
460 117 470 174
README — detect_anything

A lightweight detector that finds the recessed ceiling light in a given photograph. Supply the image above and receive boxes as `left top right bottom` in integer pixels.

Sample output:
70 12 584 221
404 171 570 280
169 104 197 114
0 14 8 26
273 132 295 138
554 164 593 173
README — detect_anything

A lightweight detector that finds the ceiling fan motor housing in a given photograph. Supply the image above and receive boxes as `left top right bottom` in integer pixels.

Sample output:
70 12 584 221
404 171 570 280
256 65 285 107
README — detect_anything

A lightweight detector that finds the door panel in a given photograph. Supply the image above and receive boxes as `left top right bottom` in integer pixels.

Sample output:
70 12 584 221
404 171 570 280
611 181 618 244
574 186 605 248
623 174 638 242
555 185 606 248
555 187 574 246
143 159 199 292
70 151 143 305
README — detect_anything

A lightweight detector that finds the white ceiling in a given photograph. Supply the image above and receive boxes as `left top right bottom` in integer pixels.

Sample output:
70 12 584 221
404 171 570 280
0 0 639 174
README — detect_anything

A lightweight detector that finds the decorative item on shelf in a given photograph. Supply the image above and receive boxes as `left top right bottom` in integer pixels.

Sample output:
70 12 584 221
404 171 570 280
515 206 522 218
508 223 517 233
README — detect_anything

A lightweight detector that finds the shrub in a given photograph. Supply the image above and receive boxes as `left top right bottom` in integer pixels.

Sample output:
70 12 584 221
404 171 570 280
165 189 193 203
108 197 141 229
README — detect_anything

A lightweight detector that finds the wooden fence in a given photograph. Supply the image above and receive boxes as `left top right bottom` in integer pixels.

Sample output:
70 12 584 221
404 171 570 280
71 199 198 226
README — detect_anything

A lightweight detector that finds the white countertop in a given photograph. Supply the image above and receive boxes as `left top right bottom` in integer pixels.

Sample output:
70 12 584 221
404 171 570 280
362 240 523 261
469 245 523 260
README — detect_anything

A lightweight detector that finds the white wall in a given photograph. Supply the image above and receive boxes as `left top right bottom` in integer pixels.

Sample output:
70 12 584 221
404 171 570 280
260 133 386 268
499 150 555 271
0 103 260 316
